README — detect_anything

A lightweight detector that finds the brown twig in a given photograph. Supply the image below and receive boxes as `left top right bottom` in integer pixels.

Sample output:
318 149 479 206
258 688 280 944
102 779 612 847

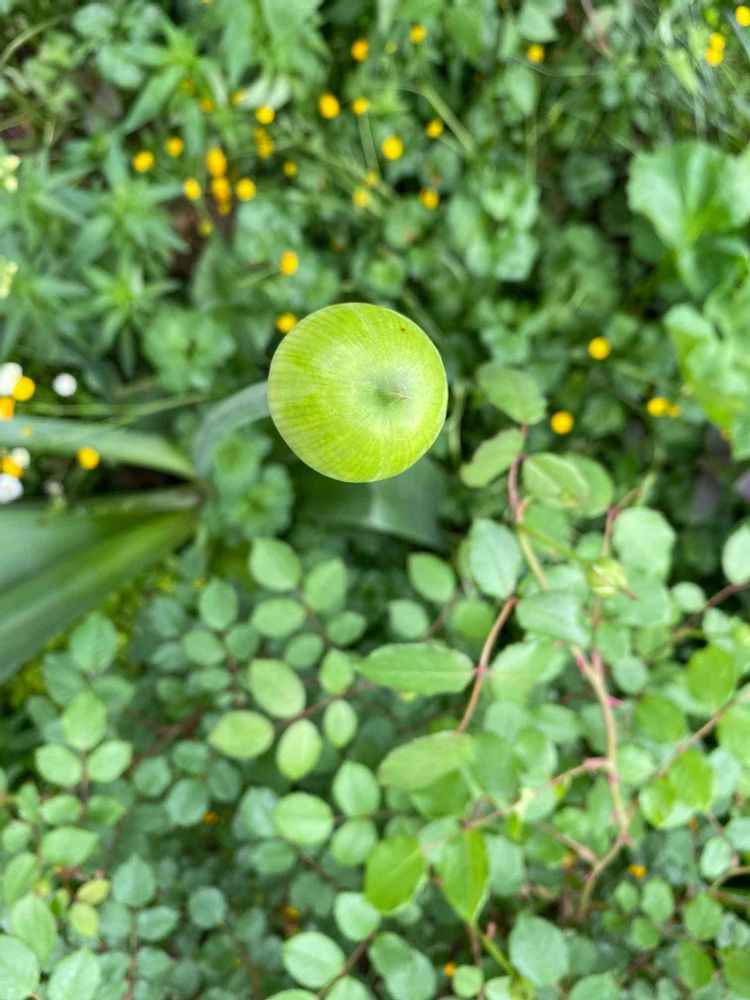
580 0 612 56
457 596 517 732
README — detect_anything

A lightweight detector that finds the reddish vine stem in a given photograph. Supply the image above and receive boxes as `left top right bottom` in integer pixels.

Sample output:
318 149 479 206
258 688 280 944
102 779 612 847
456 595 517 733
580 0 612 56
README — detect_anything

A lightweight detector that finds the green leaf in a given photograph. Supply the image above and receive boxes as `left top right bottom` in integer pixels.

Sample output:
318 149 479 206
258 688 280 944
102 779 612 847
10 895 58 962
252 598 307 638
323 700 358 748
333 762 381 817
69 612 118 674
686 645 735 710
365 835 426 913
333 893 381 941
0 506 196 681
199 578 239 631
250 538 302 592
718 704 750 763
35 745 83 787
192 381 269 476
48 948 101 1000
113 855 156 908
166 778 209 827
677 941 714 991
87 740 132 783
523 454 590 510
249 659 307 718
516 590 588 646
407 552 456 603
635 694 687 743
0 935 40 1000
208 710 274 760
360 642 474 695
273 793 334 846
628 141 750 248
188 887 226 929
0 416 193 477
296 457 446 550
378 732 475 791
684 893 722 940
612 508 675 581
3 855 38 907
283 932 345 989
41 827 98 866
489 639 564 702
368 933 436 1000
724 948 750 997
62 691 107 751
303 558 347 614
509 915 569 987
569 973 619 1000
276 719 322 780
477 363 545 424
723 524 750 584
436 829 489 924
467 519 522 599
668 750 714 810
460 429 524 489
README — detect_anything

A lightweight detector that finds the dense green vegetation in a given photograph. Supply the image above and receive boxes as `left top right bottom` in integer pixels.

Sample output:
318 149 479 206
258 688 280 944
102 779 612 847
3 1 750 997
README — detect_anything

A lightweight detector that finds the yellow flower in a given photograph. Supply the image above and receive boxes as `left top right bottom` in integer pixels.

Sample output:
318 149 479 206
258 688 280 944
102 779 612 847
216 200 232 216
197 219 214 236
410 23 427 44
550 410 575 435
12 375 35 402
199 96 215 113
77 446 100 470
276 312 297 334
351 97 370 116
628 863 647 880
255 129 275 158
206 147 227 177
667 403 682 418
381 135 404 160
1 456 22 478
363 170 379 188
183 178 202 201
709 32 726 50
705 46 723 66
443 961 457 978
738 5 750 27
588 336 611 360
527 43 545 63
352 188 371 208
425 118 444 139
202 810 220 825
419 188 440 210
647 396 670 418
235 178 257 201
351 38 369 61
283 160 298 178
180 78 196 94
211 176 231 201
132 150 154 173
256 105 275 125
279 251 299 275
165 136 184 157
230 89 246 106
319 93 341 119
0 398 15 420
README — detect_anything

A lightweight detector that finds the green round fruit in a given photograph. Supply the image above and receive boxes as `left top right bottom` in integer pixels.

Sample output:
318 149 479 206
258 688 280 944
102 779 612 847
267 303 448 483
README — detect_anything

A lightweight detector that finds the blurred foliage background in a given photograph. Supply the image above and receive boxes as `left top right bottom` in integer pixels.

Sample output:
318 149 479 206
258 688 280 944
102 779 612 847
2 1 750 998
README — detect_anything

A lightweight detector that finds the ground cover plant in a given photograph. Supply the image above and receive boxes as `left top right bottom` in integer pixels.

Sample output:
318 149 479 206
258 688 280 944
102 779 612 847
3 0 750 997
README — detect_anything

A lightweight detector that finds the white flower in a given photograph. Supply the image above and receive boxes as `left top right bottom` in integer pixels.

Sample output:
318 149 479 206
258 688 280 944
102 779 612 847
0 473 22 504
44 480 63 497
52 372 77 397
9 447 29 469
0 362 21 395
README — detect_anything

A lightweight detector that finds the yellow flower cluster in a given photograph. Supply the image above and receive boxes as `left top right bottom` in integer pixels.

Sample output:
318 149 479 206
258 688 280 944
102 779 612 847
646 396 681 418
279 251 299 276
351 38 369 61
737 5 750 27
276 313 297 334
550 410 575 435
77 446 101 470
410 24 426 44
588 336 611 360
183 146 257 218
255 126 274 159
419 188 440 210
381 135 404 161
351 97 370 116
527 43 545 63
319 93 341 119
0 362 35 426
425 118 444 139
706 30 726 66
